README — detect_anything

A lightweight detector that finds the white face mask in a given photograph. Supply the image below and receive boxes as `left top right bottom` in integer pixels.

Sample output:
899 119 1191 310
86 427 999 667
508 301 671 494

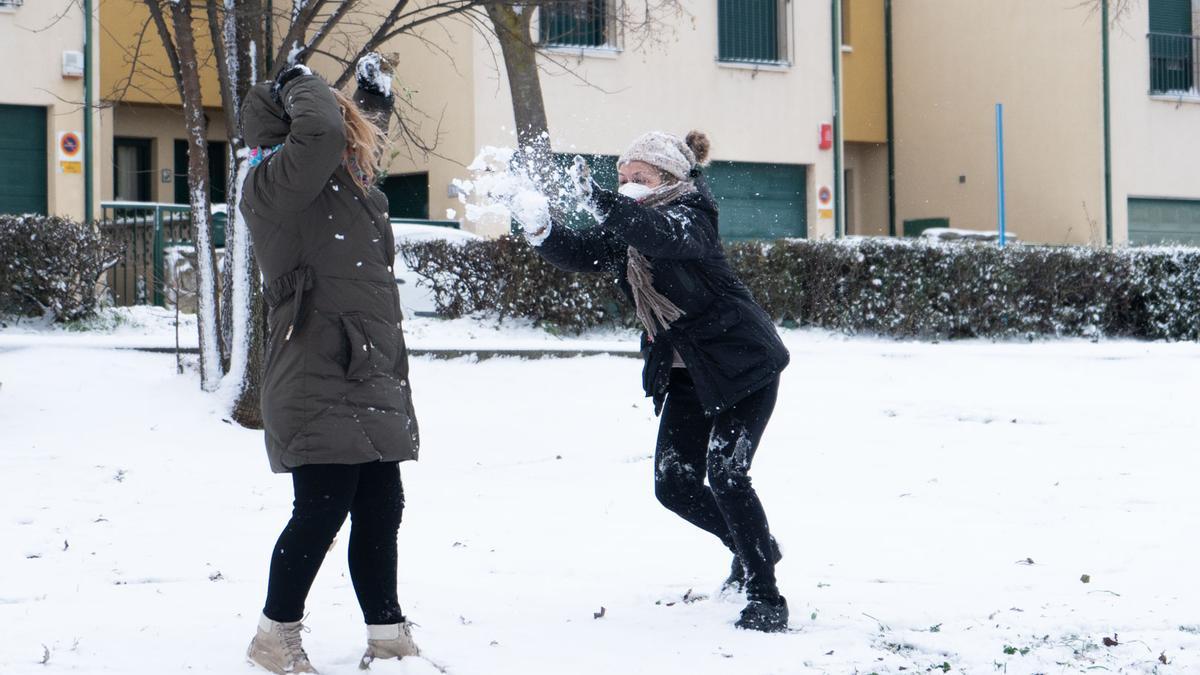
618 182 655 202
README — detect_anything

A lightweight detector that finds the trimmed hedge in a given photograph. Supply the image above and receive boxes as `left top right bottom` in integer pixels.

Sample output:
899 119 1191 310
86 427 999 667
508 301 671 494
0 215 120 322
400 236 1200 340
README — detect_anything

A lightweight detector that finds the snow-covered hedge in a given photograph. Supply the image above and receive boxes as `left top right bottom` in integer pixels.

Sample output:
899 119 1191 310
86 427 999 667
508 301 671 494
0 215 120 322
401 236 1200 340
402 236 632 329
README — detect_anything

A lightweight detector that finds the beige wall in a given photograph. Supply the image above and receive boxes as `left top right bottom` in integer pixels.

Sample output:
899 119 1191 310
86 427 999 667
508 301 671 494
0 0 101 220
892 0 1105 244
462 1 838 237
1109 3 1200 244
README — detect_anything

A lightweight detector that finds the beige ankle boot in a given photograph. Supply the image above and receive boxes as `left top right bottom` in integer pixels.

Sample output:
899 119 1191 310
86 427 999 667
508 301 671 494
359 622 419 667
247 614 318 674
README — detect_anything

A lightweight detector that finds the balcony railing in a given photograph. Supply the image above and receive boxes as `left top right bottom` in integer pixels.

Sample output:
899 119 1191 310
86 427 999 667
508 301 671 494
1149 32 1199 96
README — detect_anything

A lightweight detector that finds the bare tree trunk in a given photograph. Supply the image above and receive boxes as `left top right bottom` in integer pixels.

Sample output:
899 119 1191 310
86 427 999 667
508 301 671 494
214 2 237 369
236 1 269 430
211 0 268 428
147 0 223 390
485 4 550 156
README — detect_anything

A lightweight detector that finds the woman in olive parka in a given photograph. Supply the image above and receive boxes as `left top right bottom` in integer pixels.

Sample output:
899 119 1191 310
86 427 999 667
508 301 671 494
239 54 419 673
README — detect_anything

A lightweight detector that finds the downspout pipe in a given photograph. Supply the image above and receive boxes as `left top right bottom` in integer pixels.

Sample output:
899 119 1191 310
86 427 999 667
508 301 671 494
831 0 845 238
1101 0 1114 246
885 0 897 237
83 0 94 223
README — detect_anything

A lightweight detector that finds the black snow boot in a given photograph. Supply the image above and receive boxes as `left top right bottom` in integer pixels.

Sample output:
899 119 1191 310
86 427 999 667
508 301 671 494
722 537 783 594
735 595 789 633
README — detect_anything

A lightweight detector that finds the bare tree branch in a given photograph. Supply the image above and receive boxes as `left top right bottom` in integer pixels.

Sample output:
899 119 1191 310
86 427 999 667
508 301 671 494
271 0 332 74
141 0 186 92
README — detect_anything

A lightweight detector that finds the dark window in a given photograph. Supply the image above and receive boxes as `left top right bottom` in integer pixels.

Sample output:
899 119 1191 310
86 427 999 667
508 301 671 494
113 138 153 202
1150 0 1192 33
380 173 429 220
0 104 47 215
173 140 227 205
718 0 784 64
1149 0 1196 94
540 0 608 48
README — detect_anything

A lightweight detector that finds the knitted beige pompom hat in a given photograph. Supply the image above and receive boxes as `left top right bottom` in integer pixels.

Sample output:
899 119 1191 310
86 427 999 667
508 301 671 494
618 131 710 181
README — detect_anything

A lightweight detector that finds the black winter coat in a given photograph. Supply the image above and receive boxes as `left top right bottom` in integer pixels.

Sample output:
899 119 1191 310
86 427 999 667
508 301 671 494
240 75 418 473
537 180 789 416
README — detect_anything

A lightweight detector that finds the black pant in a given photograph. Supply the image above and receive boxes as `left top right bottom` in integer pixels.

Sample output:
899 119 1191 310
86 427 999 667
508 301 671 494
263 461 405 625
654 370 781 599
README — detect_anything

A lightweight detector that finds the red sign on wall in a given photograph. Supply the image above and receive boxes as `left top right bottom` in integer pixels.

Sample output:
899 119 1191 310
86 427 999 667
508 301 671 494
819 123 833 151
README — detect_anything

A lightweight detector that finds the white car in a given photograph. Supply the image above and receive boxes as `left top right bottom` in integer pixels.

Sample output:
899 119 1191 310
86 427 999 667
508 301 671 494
391 222 481 316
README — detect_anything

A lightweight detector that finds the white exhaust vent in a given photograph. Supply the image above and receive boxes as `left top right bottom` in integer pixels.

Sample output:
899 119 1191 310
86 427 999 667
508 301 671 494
62 51 84 79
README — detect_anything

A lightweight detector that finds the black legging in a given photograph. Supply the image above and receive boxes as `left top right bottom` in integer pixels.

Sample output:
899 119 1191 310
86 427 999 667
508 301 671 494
654 369 780 599
263 461 405 625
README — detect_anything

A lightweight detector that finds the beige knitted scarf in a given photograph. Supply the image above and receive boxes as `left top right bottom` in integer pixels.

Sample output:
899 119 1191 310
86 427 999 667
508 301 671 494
626 180 696 339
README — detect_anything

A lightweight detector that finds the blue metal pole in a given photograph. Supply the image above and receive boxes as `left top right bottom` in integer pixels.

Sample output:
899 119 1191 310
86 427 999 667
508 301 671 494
996 103 1006 247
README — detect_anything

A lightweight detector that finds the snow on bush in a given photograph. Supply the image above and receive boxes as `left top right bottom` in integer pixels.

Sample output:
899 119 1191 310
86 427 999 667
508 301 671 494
401 236 1200 340
0 214 121 322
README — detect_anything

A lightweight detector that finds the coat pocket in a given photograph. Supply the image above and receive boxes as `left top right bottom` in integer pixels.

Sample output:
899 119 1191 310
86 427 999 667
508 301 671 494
339 313 375 382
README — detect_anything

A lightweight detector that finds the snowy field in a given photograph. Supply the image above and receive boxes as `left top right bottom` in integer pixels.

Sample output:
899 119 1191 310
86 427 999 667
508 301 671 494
3 316 1200 674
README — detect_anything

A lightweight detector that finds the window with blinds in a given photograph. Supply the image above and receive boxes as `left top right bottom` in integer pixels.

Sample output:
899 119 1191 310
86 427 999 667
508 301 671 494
718 0 787 64
1148 0 1196 94
540 0 611 49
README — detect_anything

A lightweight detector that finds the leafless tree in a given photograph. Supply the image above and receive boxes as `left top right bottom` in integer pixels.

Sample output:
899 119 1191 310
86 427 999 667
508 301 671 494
142 0 224 392
123 0 684 422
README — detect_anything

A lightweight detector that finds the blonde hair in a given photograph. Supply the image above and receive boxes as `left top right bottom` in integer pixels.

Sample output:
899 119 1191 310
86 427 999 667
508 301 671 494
331 88 387 191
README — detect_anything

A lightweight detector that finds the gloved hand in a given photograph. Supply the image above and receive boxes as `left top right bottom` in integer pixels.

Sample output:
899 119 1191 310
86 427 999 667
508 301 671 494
271 63 313 108
568 155 615 221
356 52 394 98
568 155 594 203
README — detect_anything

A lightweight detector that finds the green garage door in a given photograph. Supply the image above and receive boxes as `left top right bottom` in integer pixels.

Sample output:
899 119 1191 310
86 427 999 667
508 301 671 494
550 155 806 240
706 161 807 240
1129 198 1200 245
0 105 48 215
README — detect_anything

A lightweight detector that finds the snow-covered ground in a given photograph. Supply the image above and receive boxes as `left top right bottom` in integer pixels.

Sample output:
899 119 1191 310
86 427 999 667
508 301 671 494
0 307 640 354
2 318 1200 674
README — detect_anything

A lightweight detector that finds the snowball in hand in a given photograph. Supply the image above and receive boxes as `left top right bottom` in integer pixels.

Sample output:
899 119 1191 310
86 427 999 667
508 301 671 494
511 190 551 239
460 146 553 241
356 53 392 97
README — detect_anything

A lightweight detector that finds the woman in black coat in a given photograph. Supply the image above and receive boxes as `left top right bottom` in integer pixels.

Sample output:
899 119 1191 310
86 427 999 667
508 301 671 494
525 131 791 632
239 55 419 673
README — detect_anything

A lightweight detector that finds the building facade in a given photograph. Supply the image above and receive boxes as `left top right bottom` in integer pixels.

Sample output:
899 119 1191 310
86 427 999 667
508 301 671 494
382 0 843 240
891 0 1200 245
2 0 1197 247
0 0 101 221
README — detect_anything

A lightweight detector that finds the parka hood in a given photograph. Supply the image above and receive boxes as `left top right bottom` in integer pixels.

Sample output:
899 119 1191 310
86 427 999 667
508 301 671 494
241 83 291 148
